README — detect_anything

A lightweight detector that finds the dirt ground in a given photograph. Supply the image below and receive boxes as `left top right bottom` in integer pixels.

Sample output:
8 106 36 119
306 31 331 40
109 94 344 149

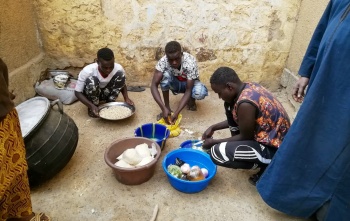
29 87 310 221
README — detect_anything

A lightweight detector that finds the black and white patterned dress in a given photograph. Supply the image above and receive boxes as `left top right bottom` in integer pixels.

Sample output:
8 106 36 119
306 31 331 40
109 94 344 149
155 52 199 80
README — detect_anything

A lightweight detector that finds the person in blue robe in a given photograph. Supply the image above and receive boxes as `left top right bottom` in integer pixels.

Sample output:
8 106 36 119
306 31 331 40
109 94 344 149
256 0 350 220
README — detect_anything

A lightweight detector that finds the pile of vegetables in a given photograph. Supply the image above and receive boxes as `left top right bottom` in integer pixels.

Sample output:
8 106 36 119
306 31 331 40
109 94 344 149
167 158 209 181
114 143 157 168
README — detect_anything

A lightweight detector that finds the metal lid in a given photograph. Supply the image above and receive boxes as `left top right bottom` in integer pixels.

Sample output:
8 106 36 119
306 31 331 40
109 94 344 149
15 96 50 138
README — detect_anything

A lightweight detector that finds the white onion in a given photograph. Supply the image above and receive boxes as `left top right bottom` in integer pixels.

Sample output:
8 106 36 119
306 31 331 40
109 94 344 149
180 163 190 174
191 165 200 170
201 168 209 178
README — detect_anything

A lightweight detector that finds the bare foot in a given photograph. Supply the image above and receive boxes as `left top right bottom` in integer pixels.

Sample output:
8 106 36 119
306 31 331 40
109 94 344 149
186 98 197 111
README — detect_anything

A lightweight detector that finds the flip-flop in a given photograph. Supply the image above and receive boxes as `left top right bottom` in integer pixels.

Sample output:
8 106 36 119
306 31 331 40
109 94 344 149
127 86 145 92
156 113 163 121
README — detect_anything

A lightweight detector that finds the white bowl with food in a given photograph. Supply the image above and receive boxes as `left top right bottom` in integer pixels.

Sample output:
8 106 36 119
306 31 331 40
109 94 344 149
98 102 135 120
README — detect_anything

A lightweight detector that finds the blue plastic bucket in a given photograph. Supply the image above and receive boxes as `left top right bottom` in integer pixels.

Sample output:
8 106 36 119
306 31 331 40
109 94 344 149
162 148 217 193
134 123 170 150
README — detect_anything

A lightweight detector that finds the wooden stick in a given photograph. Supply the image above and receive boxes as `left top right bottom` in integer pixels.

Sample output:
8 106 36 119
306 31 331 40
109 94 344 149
149 204 159 221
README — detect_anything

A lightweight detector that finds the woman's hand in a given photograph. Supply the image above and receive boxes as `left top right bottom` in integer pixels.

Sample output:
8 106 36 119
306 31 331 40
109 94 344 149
292 77 309 103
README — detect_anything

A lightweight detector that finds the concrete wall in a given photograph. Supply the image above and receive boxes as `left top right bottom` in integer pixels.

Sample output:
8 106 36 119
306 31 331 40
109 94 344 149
281 0 328 110
0 0 47 104
0 0 331 105
33 0 302 90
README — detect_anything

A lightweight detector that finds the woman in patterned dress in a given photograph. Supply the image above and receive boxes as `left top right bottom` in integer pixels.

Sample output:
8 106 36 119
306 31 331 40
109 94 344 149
0 58 50 221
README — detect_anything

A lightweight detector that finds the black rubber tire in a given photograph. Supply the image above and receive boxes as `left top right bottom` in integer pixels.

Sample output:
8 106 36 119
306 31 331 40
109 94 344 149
25 108 78 187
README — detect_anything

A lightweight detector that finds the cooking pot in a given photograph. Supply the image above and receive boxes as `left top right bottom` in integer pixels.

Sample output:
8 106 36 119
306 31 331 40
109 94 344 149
16 97 79 186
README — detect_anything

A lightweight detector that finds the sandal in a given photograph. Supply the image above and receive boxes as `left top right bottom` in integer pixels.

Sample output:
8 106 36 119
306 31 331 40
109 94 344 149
127 86 145 92
30 212 51 221
248 174 261 186
156 113 163 121
248 165 267 186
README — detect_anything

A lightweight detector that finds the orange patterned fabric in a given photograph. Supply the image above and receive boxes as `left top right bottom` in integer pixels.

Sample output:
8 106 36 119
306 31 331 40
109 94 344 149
233 82 290 148
0 109 32 220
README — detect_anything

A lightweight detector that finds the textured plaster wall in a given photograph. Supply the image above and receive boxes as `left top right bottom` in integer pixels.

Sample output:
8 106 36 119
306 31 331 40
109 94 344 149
33 0 302 90
281 0 328 111
0 0 46 104
285 0 329 73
